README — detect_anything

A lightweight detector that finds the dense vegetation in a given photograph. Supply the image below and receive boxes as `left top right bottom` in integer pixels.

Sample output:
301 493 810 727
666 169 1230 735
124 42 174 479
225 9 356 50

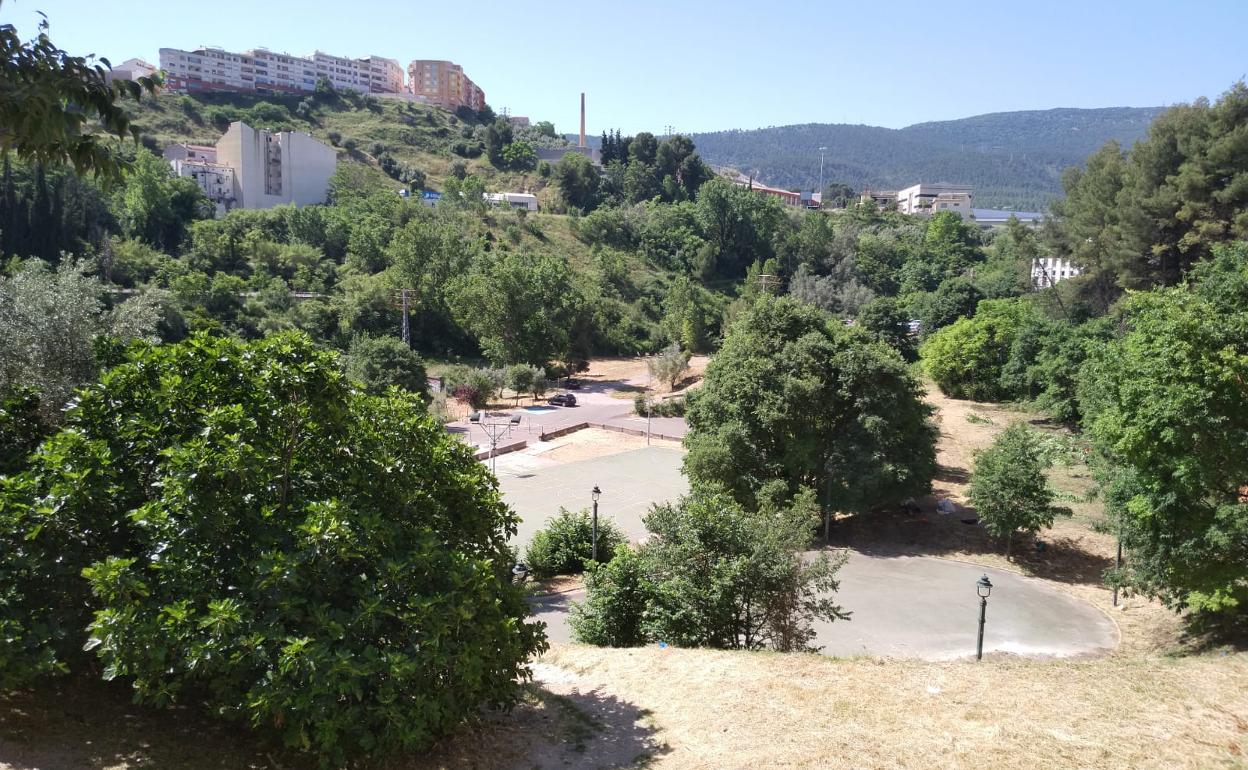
0 333 543 763
689 107 1162 211
3 16 1248 761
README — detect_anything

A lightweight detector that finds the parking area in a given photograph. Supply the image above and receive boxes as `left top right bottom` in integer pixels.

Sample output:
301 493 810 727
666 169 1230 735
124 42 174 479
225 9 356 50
498 445 689 548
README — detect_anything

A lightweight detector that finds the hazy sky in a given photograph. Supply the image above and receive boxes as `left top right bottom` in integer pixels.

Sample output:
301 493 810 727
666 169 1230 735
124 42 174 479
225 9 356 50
5 0 1245 135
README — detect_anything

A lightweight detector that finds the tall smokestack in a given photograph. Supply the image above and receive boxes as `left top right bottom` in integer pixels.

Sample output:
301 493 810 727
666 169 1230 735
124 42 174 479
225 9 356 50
579 92 586 148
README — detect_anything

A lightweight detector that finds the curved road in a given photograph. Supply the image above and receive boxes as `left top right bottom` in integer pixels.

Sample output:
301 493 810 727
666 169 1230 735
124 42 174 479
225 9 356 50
530 551 1118 661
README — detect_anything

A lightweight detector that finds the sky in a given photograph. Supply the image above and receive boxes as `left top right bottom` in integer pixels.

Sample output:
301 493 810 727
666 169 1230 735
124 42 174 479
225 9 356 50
5 0 1246 136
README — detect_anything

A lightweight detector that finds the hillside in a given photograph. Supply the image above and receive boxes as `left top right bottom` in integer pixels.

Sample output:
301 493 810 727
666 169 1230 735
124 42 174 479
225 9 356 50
689 107 1163 210
122 89 568 199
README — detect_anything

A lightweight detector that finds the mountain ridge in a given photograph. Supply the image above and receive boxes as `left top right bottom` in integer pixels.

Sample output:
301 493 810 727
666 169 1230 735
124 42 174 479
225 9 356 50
684 106 1164 210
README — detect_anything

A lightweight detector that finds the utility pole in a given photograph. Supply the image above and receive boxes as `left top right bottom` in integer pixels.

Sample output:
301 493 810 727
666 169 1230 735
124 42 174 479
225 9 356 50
400 288 410 346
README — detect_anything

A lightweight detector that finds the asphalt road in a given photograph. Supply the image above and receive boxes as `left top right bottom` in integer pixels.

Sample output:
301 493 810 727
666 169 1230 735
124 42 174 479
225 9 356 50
530 552 1118 660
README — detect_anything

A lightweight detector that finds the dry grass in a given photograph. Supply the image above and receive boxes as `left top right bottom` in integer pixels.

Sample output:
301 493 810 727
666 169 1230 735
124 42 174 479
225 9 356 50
536 644 1248 770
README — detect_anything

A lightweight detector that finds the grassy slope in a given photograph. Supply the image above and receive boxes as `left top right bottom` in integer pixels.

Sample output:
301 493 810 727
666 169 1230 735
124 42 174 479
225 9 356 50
124 90 545 194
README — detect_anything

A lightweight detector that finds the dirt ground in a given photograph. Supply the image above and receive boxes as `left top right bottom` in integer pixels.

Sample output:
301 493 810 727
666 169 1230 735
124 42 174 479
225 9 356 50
581 355 710 396
534 426 682 465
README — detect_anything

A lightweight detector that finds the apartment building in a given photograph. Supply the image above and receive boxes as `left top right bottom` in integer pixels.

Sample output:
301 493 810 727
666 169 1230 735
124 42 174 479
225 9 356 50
895 182 974 217
104 57 157 84
158 46 404 95
407 60 485 111
166 121 336 213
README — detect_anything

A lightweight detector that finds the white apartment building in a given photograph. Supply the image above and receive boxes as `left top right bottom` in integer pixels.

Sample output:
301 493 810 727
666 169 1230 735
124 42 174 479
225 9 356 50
1032 257 1082 288
104 57 157 83
896 183 974 217
159 46 404 95
166 121 336 213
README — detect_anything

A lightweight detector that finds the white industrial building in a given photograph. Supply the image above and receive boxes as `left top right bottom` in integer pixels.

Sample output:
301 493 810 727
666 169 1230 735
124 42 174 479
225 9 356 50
485 192 539 211
166 122 336 213
1032 256 1082 288
895 182 974 217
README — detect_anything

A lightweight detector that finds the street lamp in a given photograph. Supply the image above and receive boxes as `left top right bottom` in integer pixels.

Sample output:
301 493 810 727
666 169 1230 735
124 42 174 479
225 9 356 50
818 146 828 205
975 574 993 661
591 485 602 562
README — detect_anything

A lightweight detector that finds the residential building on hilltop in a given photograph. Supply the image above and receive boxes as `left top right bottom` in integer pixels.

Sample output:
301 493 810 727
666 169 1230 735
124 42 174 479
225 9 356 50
407 60 485 111
159 46 405 95
165 122 337 214
104 57 157 83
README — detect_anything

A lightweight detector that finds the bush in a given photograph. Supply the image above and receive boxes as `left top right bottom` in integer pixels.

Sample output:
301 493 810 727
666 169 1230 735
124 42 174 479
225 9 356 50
572 488 849 651
0 333 544 764
326 130 342 146
524 507 625 578
570 544 649 647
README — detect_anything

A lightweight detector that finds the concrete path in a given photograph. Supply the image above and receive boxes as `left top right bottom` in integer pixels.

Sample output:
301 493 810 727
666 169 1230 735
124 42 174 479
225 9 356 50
529 552 1118 660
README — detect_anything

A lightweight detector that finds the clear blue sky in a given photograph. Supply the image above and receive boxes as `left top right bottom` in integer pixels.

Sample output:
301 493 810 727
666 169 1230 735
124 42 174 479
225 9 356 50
5 0 1246 135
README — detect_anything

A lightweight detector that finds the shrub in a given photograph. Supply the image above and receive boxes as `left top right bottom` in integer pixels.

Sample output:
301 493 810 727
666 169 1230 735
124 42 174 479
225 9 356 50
0 333 544 764
570 544 649 647
572 488 849 651
968 423 1068 555
326 130 342 146
524 507 625 578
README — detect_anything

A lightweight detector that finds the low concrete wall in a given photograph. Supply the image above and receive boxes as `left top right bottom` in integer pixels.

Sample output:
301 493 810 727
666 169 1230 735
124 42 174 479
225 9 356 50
589 422 684 443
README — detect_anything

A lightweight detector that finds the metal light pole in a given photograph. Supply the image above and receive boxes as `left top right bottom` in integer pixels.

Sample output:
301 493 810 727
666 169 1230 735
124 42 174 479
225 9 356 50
975 574 993 661
591 485 602 562
818 146 828 204
645 356 653 446
479 413 515 476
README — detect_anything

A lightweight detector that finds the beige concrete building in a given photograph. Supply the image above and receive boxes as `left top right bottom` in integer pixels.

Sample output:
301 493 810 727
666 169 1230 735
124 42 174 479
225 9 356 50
896 182 974 217
407 60 485 111
485 192 539 211
159 46 404 95
104 57 157 84
166 122 336 213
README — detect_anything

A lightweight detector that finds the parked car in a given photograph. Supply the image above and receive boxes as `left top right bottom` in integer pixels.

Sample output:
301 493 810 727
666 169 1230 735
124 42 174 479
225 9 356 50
548 393 577 407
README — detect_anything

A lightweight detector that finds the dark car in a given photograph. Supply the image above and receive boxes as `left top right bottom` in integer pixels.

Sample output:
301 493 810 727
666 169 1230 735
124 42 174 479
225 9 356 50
548 393 577 407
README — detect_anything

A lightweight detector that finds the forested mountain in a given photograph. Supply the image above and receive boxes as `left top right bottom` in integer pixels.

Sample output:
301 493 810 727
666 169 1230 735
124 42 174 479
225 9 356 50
689 107 1163 211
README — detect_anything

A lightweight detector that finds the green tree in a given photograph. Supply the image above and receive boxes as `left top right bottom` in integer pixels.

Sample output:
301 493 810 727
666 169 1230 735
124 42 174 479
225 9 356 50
1079 253 1248 617
533 120 557 138
0 9 159 178
485 119 513 166
0 332 544 762
342 334 428 397
968 423 1066 556
554 152 600 211
647 342 691 391
857 296 915 360
504 363 537 404
684 296 937 517
501 140 537 171
448 251 579 366
0 259 160 426
920 298 1033 401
